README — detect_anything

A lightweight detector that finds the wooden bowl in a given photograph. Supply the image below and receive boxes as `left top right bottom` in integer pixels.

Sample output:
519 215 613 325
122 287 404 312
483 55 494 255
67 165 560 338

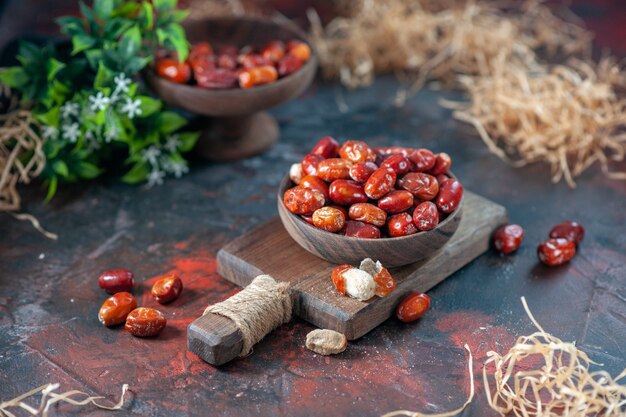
277 175 463 267
144 16 317 161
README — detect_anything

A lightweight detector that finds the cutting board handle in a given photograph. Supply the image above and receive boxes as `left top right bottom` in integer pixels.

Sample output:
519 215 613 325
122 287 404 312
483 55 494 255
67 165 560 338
187 313 243 366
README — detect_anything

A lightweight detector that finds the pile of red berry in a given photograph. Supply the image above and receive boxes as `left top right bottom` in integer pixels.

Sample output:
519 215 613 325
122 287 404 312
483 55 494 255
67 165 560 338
284 137 464 238
493 220 584 266
155 40 311 89
97 269 183 337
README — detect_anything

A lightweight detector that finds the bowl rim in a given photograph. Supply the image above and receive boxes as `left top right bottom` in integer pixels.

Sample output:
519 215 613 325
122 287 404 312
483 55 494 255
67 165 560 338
277 173 463 243
147 15 318 98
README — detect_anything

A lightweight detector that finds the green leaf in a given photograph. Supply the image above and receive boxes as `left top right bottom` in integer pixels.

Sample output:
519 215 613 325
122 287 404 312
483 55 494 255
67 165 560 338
57 16 85 36
48 80 71 105
166 23 186 40
44 140 64 159
169 37 188 63
105 112 125 141
47 58 65 81
72 34 97 55
16 43 57 100
53 160 69 177
23 78 47 102
124 25 142 46
177 132 199 152
93 109 107 126
156 28 167 44
122 161 149 184
127 82 138 97
113 2 140 17
83 95 109 126
158 111 187 134
165 24 188 61
104 19 134 40
145 131 160 145
85 49 103 70
45 176 59 202
141 2 154 30
76 162 101 179
169 10 189 23
118 26 141 60
103 48 123 71
125 56 151 74
138 95 161 117
17 41 41 63
0 67 28 89
79 1 95 23
35 107 60 127
93 0 113 20
94 61 110 88
153 0 176 13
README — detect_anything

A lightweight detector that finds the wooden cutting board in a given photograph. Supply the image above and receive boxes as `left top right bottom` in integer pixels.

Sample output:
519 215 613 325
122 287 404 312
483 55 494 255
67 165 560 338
215 191 507 340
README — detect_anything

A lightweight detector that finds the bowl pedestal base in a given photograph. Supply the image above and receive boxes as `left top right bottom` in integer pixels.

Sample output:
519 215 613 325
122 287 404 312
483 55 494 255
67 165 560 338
192 112 279 161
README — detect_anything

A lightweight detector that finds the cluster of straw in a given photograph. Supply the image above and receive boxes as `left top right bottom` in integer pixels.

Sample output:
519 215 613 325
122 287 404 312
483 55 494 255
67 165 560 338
0 95 45 212
0 383 128 417
483 298 626 417
309 0 624 186
0 86 58 238
309 0 589 90
451 58 626 187
383 297 626 417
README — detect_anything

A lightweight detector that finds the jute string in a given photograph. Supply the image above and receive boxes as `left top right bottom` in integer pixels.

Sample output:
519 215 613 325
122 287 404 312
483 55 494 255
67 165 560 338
203 275 292 356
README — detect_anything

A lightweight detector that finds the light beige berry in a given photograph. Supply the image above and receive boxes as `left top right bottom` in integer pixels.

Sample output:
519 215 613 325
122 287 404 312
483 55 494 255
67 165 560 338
305 329 348 355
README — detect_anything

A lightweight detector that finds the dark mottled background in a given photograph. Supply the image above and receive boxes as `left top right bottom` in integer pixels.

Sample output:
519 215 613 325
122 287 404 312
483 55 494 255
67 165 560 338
0 1 625 416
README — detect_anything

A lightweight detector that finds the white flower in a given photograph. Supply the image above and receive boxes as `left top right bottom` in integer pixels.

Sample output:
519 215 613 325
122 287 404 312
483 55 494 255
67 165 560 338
120 97 142 119
163 158 189 178
164 134 181 153
147 168 165 187
104 126 119 143
60 102 80 119
114 73 132 94
141 146 161 165
89 92 110 112
42 125 58 140
62 123 81 143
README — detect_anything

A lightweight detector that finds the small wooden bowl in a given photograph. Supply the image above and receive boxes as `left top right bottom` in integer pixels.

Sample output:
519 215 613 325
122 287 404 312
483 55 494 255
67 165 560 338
145 16 317 161
277 175 463 267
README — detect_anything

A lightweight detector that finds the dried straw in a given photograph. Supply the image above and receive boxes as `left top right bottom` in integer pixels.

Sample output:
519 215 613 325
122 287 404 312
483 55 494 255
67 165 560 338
0 383 129 417
383 298 626 417
514 1 592 57
0 110 45 211
0 92 57 239
308 0 590 92
484 297 626 416
449 58 626 187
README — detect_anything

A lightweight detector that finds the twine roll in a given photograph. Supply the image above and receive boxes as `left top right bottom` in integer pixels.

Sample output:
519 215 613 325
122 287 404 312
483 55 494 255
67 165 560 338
203 275 292 356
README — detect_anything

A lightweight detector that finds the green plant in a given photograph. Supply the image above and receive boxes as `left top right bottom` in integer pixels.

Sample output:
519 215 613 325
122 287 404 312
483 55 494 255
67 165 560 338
0 0 198 199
